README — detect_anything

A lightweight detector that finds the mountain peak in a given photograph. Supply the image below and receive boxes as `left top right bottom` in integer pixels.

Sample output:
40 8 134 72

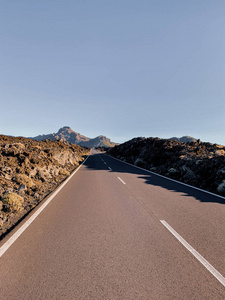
57 126 76 135
31 127 117 148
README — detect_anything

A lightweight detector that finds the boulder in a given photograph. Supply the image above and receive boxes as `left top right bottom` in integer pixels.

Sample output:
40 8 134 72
134 158 145 167
18 185 27 192
217 181 225 195
215 150 225 156
168 168 178 174
4 174 11 180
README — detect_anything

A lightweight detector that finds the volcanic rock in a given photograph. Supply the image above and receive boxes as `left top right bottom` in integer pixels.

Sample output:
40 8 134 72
0 135 90 238
107 137 225 197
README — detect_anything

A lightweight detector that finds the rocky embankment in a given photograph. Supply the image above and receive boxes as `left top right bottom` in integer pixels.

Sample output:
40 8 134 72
108 137 225 197
0 135 90 238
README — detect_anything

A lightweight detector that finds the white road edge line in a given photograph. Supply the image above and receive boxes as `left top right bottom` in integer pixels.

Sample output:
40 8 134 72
104 154 225 201
118 177 126 185
160 220 225 287
0 155 90 258
108 167 112 171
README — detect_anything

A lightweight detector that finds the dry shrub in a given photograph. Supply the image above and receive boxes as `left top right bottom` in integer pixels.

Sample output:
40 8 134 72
2 192 24 212
15 174 34 188
13 142 25 149
59 169 70 176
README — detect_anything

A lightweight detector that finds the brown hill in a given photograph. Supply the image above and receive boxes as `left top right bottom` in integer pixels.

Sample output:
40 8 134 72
31 126 117 148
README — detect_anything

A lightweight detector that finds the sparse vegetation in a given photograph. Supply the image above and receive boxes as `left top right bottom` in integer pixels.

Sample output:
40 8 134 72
2 192 24 212
15 174 34 188
59 168 70 176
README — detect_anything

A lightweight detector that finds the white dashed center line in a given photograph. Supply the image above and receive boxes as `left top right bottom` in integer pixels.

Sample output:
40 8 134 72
160 220 225 288
117 177 126 185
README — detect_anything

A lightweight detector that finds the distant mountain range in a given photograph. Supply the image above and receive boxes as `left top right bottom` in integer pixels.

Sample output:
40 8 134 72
30 126 117 148
170 136 198 143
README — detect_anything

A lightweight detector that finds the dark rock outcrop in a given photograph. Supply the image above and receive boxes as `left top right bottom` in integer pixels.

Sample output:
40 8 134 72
0 135 90 238
107 137 225 197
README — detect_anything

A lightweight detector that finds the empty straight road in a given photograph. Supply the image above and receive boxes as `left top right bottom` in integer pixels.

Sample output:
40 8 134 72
0 150 225 299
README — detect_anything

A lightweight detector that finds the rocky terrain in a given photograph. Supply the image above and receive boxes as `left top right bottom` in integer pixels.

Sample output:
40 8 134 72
31 126 117 148
0 135 90 238
107 137 225 197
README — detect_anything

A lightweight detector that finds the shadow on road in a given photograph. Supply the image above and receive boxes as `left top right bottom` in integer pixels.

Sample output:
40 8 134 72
84 153 225 205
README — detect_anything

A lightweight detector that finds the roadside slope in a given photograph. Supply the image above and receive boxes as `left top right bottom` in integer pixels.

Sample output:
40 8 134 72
0 135 90 237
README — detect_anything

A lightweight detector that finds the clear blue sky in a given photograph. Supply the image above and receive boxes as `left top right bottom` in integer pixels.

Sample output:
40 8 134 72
1 0 225 144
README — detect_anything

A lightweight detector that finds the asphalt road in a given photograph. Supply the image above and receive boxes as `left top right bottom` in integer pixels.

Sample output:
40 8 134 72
0 150 225 299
